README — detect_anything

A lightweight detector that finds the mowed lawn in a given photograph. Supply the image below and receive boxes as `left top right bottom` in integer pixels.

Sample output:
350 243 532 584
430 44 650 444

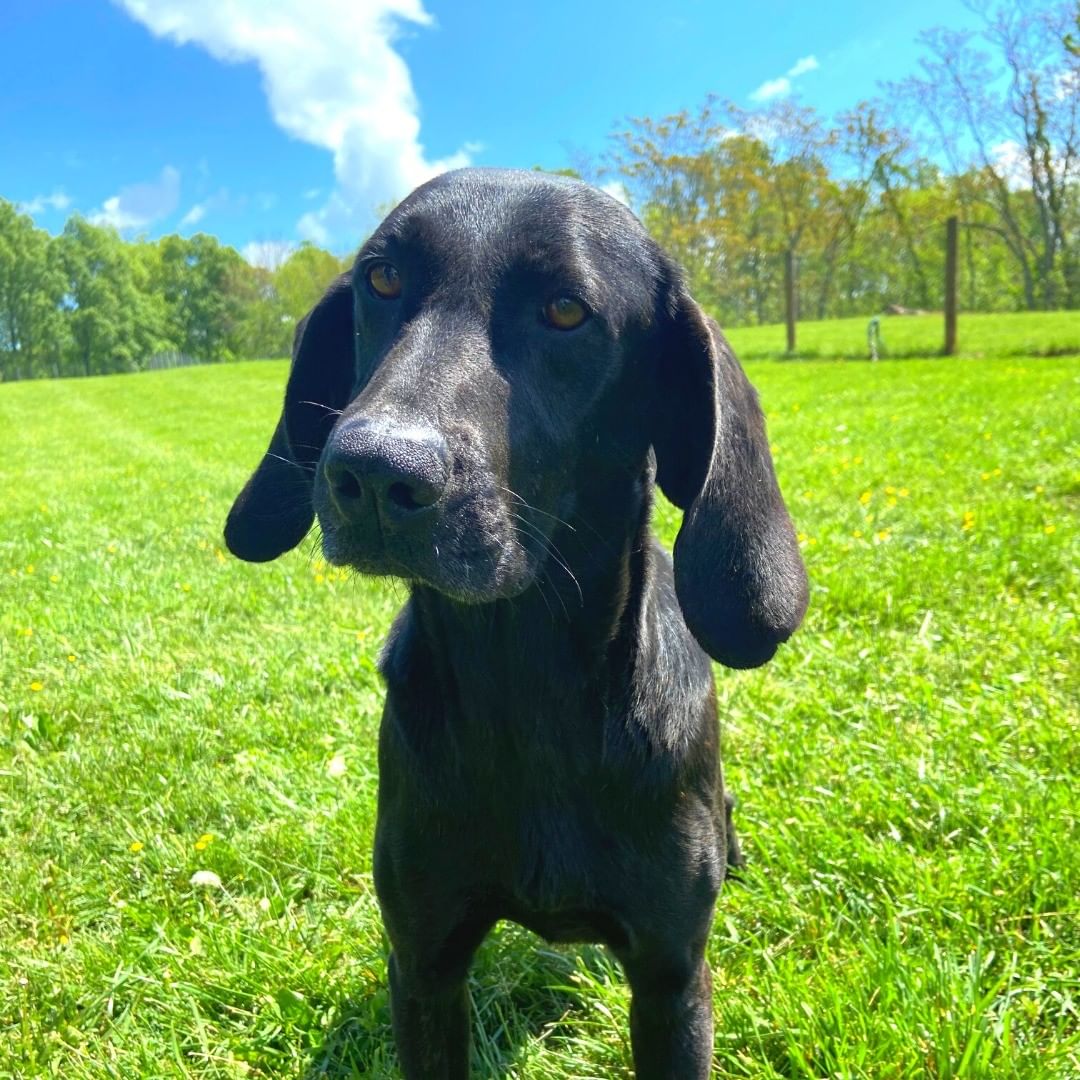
726 310 1080 362
1 343 1078 1078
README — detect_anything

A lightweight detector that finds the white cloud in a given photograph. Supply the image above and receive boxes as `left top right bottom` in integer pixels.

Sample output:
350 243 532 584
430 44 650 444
178 187 236 228
600 180 631 207
751 77 792 103
179 203 207 227
18 190 73 215
750 54 820 103
991 140 1031 191
115 0 474 248
90 165 181 230
1054 69 1078 103
787 55 819 79
242 239 297 270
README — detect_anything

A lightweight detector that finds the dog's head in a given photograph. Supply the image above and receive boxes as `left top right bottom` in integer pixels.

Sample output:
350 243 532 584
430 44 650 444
226 168 807 668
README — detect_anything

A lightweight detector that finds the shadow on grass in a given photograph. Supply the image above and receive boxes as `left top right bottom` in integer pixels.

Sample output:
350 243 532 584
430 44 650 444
302 927 618 1079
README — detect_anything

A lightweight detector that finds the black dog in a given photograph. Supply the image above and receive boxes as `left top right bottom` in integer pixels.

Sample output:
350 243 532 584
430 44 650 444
225 168 807 1078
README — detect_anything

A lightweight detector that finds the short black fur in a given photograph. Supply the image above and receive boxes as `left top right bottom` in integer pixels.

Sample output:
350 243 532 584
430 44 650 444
225 168 808 1078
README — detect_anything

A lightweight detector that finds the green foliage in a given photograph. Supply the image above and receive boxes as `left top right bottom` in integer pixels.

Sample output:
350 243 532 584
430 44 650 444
275 243 350 332
0 202 346 381
55 217 171 378
0 201 66 380
153 234 252 363
608 1 1079 328
0 323 1077 1076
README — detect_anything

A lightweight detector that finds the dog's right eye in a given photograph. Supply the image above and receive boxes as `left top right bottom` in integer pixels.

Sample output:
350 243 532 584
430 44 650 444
367 262 402 300
543 295 589 331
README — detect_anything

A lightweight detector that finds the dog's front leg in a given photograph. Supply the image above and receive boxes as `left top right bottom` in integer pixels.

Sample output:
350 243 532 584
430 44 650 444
388 950 472 1080
621 949 714 1079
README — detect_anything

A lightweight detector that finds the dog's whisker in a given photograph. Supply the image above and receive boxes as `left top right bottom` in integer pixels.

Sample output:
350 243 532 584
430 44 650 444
263 451 316 473
298 400 345 416
499 486 578 533
512 523 567 621
511 513 582 611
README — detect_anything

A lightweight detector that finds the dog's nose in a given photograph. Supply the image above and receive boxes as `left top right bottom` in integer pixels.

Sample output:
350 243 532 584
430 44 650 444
324 420 451 520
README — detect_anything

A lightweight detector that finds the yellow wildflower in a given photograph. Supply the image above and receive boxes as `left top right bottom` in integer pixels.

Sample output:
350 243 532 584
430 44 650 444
30 681 43 692
129 841 144 853
859 490 872 506
1044 524 1056 535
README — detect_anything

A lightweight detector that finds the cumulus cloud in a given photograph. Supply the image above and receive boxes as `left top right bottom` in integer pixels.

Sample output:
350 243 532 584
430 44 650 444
18 190 73 215
750 55 820 103
90 165 181 230
115 0 474 247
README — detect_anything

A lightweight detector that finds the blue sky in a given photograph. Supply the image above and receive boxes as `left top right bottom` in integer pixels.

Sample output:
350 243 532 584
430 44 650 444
2 0 987 262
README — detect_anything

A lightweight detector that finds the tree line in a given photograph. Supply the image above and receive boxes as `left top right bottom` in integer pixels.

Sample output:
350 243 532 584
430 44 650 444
0 207 346 381
1 0 1075 380
603 1 1078 335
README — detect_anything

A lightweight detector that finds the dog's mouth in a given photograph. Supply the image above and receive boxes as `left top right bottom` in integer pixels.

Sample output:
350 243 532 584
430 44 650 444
314 493 549 603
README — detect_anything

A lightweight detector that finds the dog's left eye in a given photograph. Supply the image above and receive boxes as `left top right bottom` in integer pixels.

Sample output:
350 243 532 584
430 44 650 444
367 262 402 300
543 296 589 331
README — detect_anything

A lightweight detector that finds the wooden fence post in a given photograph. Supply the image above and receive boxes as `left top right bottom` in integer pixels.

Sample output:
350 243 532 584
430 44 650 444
944 216 958 356
785 248 797 353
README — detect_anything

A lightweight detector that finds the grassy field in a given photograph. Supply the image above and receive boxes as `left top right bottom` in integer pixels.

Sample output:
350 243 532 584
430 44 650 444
1 335 1078 1077
725 310 1080 362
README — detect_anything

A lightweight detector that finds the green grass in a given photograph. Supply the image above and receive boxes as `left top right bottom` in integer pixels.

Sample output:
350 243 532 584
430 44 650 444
1 333 1078 1077
724 310 1080 361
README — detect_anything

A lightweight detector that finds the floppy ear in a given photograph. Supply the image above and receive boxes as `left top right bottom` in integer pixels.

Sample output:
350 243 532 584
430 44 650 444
224 273 355 562
653 287 809 669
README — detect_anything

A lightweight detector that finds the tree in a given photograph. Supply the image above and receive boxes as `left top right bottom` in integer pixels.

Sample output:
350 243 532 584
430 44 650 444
230 262 291 359
0 200 66 380
152 233 254 362
893 0 1080 308
55 218 167 377
274 243 349 333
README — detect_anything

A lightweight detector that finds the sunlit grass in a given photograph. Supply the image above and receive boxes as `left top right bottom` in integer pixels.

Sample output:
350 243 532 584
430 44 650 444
1 338 1078 1077
725 310 1080 361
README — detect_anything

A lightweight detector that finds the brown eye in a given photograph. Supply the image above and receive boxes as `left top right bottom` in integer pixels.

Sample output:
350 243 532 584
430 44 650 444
543 295 588 331
367 262 402 299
